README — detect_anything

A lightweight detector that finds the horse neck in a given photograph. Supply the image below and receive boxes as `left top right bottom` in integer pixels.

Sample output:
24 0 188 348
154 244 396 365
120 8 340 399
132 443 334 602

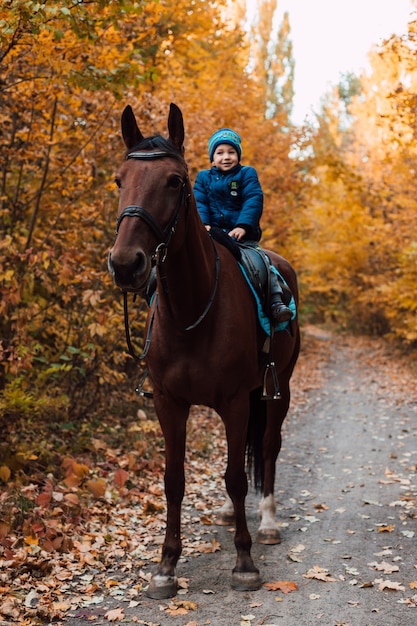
156 200 217 327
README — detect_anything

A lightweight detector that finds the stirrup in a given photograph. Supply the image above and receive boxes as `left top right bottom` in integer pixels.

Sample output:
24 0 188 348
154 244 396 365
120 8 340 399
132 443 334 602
262 361 281 400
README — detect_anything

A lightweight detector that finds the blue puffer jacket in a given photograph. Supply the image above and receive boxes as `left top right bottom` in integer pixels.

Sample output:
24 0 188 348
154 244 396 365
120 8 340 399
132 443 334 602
193 164 263 241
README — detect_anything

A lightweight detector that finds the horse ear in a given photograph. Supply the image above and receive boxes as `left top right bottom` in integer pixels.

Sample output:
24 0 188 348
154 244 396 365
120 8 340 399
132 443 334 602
168 103 185 153
121 105 144 150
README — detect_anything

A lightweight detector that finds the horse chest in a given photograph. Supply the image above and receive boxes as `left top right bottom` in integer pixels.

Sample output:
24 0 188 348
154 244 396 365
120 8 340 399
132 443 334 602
148 334 258 404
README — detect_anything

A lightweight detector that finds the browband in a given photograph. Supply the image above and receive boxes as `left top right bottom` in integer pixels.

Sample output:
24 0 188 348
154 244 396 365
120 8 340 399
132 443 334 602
126 150 183 161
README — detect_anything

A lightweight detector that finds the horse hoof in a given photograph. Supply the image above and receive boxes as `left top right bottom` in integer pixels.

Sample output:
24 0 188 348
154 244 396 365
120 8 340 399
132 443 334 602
215 512 235 526
257 528 282 545
231 571 262 591
145 574 178 599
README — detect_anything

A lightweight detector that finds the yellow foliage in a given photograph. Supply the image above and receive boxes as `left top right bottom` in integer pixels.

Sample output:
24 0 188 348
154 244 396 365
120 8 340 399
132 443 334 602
294 15 417 351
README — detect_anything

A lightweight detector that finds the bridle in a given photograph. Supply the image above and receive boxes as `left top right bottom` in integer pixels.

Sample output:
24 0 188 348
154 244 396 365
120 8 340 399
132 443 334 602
115 149 220 364
115 150 189 256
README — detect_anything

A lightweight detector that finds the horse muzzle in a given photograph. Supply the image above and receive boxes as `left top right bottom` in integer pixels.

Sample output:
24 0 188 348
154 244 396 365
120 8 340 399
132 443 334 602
108 247 151 292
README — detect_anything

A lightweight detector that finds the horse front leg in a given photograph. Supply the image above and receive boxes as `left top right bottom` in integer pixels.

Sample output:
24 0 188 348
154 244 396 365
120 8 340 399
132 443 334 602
146 396 189 599
257 395 288 545
222 402 262 591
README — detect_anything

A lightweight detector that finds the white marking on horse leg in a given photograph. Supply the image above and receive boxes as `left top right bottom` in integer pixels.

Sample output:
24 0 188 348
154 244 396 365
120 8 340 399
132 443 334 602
146 573 178 599
219 494 234 516
215 494 235 525
258 494 276 531
257 494 281 544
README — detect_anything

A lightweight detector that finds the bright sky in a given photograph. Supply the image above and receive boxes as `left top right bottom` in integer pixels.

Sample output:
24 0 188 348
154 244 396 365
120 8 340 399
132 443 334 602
248 0 414 124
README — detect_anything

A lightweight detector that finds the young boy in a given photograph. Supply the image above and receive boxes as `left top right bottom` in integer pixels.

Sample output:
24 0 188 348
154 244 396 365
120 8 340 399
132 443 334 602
194 128 292 323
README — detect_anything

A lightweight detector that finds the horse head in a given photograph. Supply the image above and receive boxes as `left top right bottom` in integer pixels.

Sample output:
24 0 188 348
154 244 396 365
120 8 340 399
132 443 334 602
108 103 188 292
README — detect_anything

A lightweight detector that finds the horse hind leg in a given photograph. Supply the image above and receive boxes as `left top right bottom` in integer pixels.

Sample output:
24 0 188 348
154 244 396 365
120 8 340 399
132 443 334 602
257 493 281 545
256 422 283 545
256 396 288 544
215 494 235 526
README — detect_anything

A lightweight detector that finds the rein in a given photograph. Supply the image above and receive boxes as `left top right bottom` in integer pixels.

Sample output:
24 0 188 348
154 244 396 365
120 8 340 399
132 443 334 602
117 149 220 363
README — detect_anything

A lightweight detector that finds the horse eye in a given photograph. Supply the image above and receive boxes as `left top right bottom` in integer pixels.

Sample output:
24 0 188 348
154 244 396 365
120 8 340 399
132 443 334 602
168 175 182 189
115 177 121 188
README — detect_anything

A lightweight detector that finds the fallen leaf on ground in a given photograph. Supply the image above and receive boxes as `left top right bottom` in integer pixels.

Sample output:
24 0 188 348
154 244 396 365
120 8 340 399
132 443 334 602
264 580 298 593
304 566 337 582
105 607 125 621
114 468 129 487
375 578 406 591
288 543 305 562
377 525 395 533
165 600 197 616
0 465 11 482
86 478 107 498
368 561 399 574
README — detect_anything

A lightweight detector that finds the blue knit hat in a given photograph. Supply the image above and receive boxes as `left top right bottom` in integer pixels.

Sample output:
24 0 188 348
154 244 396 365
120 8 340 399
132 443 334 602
208 128 242 162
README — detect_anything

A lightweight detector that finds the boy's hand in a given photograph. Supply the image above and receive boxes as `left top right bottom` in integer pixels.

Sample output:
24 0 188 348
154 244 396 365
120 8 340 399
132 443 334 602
228 227 246 241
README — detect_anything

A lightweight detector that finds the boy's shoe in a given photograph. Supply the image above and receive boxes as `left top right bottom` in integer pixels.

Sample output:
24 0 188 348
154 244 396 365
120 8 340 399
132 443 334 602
271 302 292 323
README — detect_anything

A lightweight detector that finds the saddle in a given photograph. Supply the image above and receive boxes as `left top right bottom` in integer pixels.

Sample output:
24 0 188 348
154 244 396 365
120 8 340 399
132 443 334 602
208 228 292 315
209 228 295 400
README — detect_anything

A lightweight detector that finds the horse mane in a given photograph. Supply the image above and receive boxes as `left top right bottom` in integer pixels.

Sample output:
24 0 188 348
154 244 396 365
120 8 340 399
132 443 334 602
125 134 185 161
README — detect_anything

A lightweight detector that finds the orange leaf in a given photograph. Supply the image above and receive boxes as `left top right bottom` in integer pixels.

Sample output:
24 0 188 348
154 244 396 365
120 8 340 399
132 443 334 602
114 468 129 488
198 539 221 553
377 525 395 533
165 600 197 616
166 608 188 616
0 465 11 482
64 493 80 506
71 462 90 479
410 581 417 589
264 580 298 594
86 478 107 498
143 499 165 514
37 492 52 507
25 535 39 546
0 522 10 539
63 474 82 489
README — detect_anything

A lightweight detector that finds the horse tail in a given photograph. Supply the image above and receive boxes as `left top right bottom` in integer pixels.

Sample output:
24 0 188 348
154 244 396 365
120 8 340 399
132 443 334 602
246 387 266 491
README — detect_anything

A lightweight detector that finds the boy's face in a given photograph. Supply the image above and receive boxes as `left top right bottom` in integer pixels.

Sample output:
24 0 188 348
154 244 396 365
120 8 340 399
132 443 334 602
212 144 239 171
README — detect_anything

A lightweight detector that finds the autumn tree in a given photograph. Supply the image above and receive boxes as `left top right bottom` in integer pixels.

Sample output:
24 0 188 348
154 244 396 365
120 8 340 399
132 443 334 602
0 1 150 420
294 10 417 350
248 1 294 121
0 0 241 419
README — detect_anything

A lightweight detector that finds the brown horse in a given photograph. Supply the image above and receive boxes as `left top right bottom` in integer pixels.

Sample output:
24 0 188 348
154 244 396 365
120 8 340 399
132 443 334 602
108 103 300 599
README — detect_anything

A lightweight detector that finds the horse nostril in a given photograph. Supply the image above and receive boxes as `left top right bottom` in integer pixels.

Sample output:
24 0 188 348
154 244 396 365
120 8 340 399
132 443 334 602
108 247 150 290
134 250 147 274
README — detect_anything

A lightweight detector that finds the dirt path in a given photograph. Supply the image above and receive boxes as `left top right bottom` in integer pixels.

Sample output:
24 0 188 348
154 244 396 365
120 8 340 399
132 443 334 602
64 326 417 626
